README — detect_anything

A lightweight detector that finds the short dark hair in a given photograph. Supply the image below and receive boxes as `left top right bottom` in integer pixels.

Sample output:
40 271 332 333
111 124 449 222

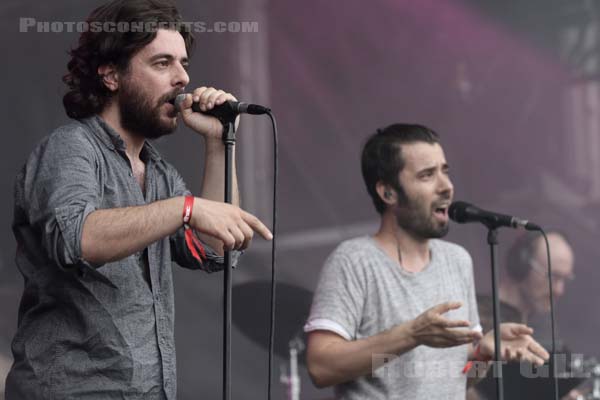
63 0 194 119
361 123 440 214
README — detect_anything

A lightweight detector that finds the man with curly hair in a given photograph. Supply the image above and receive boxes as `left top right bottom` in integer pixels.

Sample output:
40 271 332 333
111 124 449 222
6 0 271 398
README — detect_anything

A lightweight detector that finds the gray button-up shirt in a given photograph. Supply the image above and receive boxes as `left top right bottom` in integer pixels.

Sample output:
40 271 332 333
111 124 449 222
7 115 235 399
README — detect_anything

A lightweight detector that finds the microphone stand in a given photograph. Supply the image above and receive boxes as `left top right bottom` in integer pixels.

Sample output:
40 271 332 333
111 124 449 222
487 227 504 400
221 119 236 400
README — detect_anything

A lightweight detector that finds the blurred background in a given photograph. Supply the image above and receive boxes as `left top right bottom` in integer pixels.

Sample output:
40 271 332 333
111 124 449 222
1 0 599 398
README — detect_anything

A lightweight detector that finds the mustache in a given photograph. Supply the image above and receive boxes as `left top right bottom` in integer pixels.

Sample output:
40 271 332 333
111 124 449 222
432 196 452 209
158 89 185 105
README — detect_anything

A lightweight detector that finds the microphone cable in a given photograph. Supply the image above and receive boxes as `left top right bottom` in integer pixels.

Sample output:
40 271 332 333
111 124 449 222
265 111 278 400
536 228 560 400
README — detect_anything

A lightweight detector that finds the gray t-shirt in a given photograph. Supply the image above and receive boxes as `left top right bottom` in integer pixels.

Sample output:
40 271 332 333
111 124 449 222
305 236 480 400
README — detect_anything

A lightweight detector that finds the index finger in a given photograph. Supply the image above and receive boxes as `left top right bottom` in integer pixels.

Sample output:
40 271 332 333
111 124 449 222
447 328 483 343
241 210 273 240
439 318 471 329
215 92 237 105
527 340 550 361
191 87 208 102
508 323 534 336
431 301 463 315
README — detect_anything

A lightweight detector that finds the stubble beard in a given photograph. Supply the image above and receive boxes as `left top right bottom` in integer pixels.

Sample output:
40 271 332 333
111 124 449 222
395 195 450 240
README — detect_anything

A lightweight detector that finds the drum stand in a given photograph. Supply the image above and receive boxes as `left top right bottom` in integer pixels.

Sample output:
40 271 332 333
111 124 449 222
589 363 600 399
280 336 305 400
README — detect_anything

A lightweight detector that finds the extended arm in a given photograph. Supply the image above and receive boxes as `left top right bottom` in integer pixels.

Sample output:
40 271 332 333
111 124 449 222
306 301 483 387
82 196 270 266
306 323 417 388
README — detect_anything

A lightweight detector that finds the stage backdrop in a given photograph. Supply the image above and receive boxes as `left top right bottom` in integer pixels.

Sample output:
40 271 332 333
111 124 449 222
1 0 598 398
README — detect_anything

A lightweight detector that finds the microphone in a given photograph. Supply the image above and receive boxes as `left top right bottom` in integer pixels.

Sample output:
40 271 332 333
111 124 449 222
449 201 540 231
171 94 270 122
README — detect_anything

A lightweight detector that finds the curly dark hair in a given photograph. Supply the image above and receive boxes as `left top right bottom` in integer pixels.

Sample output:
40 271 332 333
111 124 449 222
63 0 194 119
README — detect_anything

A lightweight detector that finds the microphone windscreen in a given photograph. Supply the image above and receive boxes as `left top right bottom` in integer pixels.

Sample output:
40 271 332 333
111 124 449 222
448 201 471 223
173 94 187 112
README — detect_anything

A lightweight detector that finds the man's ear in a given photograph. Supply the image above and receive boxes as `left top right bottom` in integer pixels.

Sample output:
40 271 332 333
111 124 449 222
376 181 397 206
98 64 119 92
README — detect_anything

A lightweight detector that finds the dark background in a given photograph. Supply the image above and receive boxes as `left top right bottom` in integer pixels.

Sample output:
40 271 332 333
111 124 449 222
1 0 599 398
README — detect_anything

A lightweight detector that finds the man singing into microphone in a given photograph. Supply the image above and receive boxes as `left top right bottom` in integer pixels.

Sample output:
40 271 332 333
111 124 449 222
304 124 549 399
6 0 271 398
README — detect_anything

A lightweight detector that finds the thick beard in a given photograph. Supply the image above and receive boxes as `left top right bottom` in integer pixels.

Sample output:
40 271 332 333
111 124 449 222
118 76 178 140
395 196 449 240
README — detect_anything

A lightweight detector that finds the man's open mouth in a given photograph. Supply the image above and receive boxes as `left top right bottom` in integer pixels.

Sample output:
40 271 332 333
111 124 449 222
433 204 449 218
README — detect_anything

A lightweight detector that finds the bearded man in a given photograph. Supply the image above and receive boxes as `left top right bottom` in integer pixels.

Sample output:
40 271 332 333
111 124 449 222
304 124 549 400
6 1 271 398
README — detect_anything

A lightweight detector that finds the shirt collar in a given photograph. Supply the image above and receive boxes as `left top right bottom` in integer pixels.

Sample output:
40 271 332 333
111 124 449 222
82 115 162 161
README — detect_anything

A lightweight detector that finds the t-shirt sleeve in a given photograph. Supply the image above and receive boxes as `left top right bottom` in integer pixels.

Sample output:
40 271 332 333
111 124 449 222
304 248 365 340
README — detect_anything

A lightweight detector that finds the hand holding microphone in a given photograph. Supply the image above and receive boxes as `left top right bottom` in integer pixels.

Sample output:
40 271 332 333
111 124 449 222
173 87 238 140
170 87 270 139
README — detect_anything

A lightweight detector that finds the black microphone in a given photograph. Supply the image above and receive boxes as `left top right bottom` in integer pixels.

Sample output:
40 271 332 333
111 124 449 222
171 94 270 122
449 201 540 231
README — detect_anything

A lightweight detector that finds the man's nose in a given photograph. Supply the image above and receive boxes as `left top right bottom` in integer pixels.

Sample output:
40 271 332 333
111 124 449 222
438 173 454 196
172 62 190 87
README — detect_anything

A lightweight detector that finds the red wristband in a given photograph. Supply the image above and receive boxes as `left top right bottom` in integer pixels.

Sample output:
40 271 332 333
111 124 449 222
183 195 194 225
462 344 486 374
182 196 206 264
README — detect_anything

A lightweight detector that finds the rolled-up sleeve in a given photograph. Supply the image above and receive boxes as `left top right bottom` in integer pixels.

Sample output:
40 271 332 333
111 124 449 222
165 163 241 272
18 127 100 270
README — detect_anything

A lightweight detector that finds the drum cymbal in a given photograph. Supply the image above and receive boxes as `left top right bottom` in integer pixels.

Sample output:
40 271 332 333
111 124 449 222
232 281 313 361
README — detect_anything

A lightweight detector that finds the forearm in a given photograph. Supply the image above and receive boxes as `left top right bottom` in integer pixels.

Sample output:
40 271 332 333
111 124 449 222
201 138 240 205
198 138 240 254
466 343 491 387
81 196 184 265
307 322 418 388
466 360 492 388
467 373 489 389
